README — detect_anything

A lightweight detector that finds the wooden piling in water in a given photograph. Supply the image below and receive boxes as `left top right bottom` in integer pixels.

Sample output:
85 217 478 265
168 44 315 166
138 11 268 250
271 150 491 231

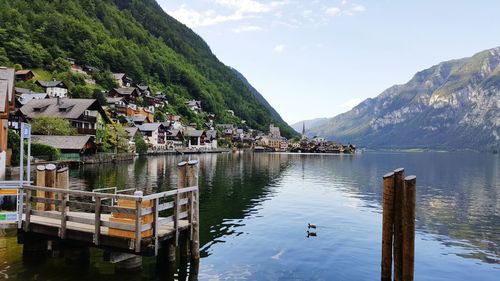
187 160 200 261
381 172 395 281
35 165 46 211
45 164 57 211
56 167 69 212
402 175 416 281
393 168 405 281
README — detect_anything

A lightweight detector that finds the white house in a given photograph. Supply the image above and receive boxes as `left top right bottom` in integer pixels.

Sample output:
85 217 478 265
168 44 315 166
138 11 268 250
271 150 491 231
36 80 68 98
136 123 166 148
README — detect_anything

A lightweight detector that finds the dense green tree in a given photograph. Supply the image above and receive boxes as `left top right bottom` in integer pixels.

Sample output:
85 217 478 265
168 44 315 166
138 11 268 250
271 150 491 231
134 133 148 154
154 110 165 122
31 117 77 135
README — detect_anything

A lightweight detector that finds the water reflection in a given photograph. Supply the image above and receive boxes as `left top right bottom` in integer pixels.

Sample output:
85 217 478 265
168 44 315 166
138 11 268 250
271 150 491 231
0 152 498 280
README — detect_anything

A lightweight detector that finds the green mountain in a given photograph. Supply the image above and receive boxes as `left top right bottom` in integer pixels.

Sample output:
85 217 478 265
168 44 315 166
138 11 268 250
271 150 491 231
0 0 296 138
308 47 500 151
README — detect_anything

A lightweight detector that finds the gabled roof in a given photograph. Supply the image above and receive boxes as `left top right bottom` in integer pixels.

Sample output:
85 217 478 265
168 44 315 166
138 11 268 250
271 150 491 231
136 122 164 132
32 135 93 151
105 97 125 104
184 129 204 137
113 73 126 80
206 130 217 139
124 127 139 139
112 87 139 96
18 93 48 105
130 114 146 122
15 69 34 75
36 80 67 88
20 98 110 123
136 85 150 92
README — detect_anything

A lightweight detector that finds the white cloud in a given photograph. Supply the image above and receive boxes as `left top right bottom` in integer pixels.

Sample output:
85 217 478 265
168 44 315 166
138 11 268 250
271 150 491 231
338 98 362 110
302 10 313 18
341 0 347 5
168 5 249 27
325 3 366 17
232 25 263 33
214 0 288 13
273 44 286 52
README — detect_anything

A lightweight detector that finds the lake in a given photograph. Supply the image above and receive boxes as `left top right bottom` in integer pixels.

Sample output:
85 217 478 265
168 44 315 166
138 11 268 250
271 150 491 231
0 151 499 280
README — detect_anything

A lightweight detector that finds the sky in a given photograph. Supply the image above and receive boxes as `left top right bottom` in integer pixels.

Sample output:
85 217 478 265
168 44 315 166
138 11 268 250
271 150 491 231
157 0 500 125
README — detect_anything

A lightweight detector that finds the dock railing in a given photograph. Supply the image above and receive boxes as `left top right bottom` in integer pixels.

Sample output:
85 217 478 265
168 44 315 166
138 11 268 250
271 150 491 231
21 183 199 254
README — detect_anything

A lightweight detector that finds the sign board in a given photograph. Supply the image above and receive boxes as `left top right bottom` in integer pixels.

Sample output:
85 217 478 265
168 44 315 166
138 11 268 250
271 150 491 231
0 189 17 195
21 123 31 139
0 212 17 221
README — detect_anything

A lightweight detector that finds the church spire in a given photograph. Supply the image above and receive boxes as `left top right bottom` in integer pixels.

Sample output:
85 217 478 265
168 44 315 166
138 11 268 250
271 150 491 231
302 122 306 139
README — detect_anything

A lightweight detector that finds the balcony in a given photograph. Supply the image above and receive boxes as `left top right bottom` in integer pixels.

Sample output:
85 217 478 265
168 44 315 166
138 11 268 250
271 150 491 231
77 128 97 135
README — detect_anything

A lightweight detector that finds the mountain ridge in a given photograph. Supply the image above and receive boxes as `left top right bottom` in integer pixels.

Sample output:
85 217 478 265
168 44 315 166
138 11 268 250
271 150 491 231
306 47 500 150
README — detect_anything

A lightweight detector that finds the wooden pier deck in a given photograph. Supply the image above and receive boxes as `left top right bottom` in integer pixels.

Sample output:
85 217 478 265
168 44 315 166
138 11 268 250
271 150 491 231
16 160 200 260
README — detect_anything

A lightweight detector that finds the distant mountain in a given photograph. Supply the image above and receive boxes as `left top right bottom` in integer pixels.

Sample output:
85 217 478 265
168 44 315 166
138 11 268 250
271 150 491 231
0 0 296 137
308 47 500 151
291 118 329 134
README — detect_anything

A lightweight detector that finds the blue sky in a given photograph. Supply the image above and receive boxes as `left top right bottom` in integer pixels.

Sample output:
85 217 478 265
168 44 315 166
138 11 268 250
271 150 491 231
157 0 500 124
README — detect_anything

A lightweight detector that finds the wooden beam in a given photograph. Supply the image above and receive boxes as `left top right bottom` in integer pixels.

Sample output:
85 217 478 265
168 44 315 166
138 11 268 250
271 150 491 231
381 172 394 281
402 175 416 281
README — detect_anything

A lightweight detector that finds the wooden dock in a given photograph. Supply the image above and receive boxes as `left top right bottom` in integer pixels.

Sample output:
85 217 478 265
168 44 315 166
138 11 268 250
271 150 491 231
14 160 200 269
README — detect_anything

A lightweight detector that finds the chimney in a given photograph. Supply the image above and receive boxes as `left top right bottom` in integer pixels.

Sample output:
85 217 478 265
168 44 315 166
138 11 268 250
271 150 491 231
52 77 56 81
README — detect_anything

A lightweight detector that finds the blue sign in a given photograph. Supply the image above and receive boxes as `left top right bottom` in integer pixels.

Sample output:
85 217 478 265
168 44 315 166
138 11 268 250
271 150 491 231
22 123 31 139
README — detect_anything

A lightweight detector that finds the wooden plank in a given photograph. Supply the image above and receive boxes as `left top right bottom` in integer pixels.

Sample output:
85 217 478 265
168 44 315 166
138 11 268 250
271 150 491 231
158 202 174 211
23 185 143 201
30 196 62 206
178 211 188 220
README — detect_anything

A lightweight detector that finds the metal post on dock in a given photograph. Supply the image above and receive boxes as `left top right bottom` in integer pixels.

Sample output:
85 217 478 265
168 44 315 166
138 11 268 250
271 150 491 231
381 172 395 281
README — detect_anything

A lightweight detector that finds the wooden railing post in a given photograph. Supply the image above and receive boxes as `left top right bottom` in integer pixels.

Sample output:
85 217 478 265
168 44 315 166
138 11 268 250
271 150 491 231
187 160 200 261
57 167 69 212
403 176 416 281
175 161 187 246
94 197 101 246
393 168 405 281
23 188 31 232
134 191 143 253
153 197 159 256
381 172 395 281
35 165 46 210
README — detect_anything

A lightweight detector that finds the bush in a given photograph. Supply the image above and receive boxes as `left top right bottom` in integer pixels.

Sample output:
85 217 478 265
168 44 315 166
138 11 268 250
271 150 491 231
134 133 148 154
31 142 60 159
31 116 77 135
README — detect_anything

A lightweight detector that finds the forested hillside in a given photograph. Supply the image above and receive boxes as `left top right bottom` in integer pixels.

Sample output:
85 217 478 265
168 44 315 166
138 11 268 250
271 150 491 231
0 0 296 137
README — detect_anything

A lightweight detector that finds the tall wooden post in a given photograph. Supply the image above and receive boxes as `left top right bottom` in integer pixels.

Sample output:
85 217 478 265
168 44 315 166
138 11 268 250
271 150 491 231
36 165 46 211
393 168 405 281
381 172 395 281
402 176 416 281
56 167 69 212
187 160 200 261
45 164 57 211
175 161 187 247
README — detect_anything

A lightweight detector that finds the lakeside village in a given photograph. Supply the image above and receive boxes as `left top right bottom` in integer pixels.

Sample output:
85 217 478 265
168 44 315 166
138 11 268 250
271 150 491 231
0 62 355 165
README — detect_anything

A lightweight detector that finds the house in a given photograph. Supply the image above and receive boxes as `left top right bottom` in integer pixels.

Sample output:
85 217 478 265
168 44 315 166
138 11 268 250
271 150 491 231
105 96 127 116
15 70 35 81
205 130 218 149
129 114 147 125
0 67 16 118
184 129 206 149
36 79 68 98
165 129 184 149
108 87 141 103
20 98 111 135
135 85 151 96
126 105 154 123
185 100 202 113
112 73 131 88
124 127 140 153
136 123 166 148
259 135 287 152
32 135 97 155
269 124 281 138
15 87 48 105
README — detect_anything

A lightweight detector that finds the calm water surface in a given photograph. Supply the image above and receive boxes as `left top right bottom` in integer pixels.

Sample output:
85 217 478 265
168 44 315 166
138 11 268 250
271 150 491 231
0 151 499 280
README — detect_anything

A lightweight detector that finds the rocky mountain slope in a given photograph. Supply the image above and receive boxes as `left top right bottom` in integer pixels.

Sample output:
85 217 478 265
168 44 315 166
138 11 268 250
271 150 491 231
308 47 500 150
